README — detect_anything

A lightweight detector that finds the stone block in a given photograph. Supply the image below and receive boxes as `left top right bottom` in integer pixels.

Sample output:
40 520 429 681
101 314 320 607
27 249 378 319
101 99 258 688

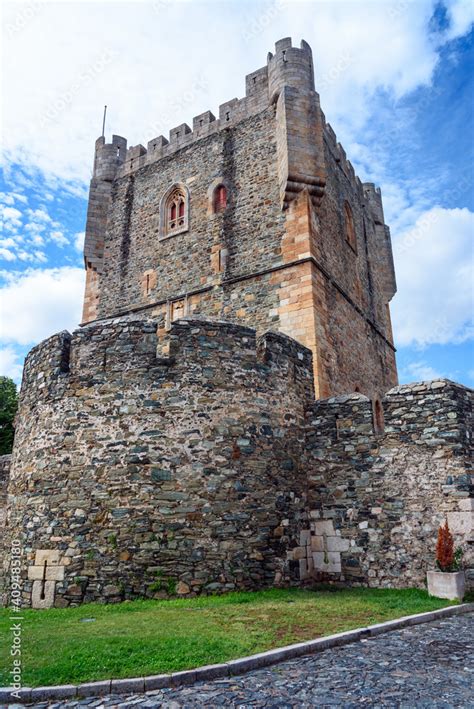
447 510 473 536
31 579 56 609
28 564 65 581
110 677 145 693
171 669 197 686
0 687 32 703
77 680 112 697
299 558 308 579
310 535 324 551
312 551 341 573
299 529 311 545
30 684 77 702
313 520 335 535
144 674 171 691
293 546 306 560
326 536 350 552
34 549 60 565
193 663 229 681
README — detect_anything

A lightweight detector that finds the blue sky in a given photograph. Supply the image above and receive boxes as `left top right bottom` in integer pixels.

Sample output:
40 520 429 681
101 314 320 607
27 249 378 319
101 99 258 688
1 0 473 388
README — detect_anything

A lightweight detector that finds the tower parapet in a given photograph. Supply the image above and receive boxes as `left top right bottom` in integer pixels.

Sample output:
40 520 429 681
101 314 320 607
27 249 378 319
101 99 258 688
93 134 127 181
363 182 397 302
267 37 315 103
268 38 325 209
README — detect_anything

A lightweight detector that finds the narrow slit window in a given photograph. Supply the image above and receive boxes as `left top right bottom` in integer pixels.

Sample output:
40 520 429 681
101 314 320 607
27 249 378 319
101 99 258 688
344 201 357 252
213 185 227 213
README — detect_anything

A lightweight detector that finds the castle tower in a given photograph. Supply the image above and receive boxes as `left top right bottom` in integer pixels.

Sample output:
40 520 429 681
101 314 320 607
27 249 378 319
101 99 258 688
81 38 398 400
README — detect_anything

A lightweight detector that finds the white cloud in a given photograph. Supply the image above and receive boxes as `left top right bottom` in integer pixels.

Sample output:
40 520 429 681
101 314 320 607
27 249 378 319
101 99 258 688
50 230 69 247
0 201 72 262
0 346 24 384
2 206 22 230
74 231 85 252
26 207 52 223
0 266 85 346
392 207 474 347
402 361 442 382
0 248 16 262
2 0 472 186
0 193 15 205
445 0 474 39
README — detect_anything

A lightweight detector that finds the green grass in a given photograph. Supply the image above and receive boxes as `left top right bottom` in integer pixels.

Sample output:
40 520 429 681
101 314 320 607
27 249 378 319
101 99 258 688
0 587 459 687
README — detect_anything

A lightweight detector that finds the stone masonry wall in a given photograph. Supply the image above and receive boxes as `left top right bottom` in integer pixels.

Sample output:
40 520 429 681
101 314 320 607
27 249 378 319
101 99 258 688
4 317 314 607
0 454 11 605
0 454 10 528
81 38 398 401
295 380 473 589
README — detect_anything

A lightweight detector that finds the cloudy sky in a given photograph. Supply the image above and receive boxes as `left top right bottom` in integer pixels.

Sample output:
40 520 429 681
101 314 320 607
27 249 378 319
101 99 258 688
1 0 473 387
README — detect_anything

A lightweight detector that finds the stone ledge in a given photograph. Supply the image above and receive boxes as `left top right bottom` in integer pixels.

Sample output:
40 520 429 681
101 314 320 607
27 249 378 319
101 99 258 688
1 603 472 704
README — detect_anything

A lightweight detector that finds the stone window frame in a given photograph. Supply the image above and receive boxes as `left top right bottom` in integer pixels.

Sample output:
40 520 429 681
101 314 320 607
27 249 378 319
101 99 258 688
159 182 190 240
207 177 230 217
343 201 357 253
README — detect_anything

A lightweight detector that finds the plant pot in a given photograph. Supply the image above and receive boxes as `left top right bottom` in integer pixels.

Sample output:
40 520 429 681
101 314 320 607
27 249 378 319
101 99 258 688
427 570 465 601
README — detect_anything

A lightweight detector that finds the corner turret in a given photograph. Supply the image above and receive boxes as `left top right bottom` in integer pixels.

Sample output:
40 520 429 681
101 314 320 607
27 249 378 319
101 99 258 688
82 134 127 324
267 37 315 104
93 134 127 181
269 38 325 209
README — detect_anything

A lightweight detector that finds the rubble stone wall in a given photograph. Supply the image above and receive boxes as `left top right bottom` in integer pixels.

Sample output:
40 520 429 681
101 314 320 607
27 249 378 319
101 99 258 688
296 380 473 589
4 317 314 606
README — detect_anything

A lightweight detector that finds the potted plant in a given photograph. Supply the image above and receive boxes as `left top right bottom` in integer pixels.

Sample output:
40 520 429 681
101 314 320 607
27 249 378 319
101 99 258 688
427 520 465 601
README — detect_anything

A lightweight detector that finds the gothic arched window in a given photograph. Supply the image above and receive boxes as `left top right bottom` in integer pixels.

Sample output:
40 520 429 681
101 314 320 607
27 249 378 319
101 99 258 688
213 184 227 213
159 183 189 239
344 201 357 252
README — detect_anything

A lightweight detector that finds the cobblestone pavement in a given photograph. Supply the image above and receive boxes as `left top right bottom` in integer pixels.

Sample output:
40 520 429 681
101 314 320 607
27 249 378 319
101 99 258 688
23 613 474 708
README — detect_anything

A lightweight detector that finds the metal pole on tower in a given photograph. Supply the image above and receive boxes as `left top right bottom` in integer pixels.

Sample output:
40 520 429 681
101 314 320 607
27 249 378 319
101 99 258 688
102 105 107 138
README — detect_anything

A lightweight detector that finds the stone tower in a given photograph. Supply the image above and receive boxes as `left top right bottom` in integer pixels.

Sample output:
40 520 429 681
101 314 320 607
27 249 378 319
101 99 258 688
2 42 473 613
82 37 397 400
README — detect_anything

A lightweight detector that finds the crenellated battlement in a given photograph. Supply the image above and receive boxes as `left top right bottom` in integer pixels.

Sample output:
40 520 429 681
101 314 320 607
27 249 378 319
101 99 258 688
322 117 365 199
19 317 315 409
7 315 316 606
267 37 314 103
113 59 272 178
98 38 322 181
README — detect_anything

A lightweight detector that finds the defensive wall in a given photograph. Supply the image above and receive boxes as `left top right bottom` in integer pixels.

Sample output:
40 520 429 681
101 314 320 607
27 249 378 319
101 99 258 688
1 318 472 607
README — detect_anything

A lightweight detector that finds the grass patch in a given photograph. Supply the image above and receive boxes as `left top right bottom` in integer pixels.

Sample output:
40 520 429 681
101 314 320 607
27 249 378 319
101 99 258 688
0 587 458 687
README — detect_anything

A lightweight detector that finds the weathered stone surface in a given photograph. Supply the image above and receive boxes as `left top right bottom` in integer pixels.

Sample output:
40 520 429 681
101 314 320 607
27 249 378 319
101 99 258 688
2 318 314 606
304 380 473 589
81 38 397 400
0 38 472 609
427 571 466 601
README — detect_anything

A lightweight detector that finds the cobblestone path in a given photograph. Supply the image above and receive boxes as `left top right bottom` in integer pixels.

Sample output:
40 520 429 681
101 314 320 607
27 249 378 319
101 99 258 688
24 613 474 708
